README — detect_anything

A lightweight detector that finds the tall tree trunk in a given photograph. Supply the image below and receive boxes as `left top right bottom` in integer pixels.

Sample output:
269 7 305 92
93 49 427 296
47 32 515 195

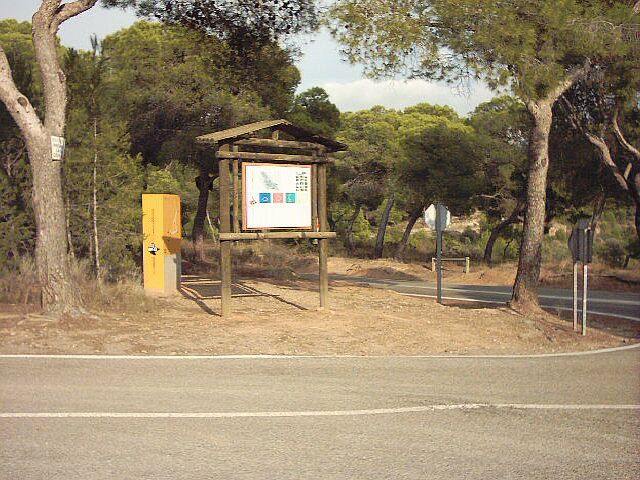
613 109 640 241
0 1 98 314
345 203 361 252
395 205 422 260
29 133 82 311
92 115 101 280
510 65 590 314
631 172 640 242
205 208 218 246
511 102 553 313
192 154 213 262
484 205 520 265
373 193 394 259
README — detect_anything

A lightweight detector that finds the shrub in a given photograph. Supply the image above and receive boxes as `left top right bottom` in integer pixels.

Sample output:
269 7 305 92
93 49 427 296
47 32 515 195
597 238 627 268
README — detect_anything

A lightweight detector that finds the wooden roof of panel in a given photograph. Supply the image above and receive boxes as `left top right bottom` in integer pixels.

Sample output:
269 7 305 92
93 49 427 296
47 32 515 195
196 119 347 153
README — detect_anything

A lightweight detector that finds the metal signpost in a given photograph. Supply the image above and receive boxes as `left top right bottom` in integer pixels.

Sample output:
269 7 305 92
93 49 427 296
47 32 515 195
568 219 594 336
425 203 451 304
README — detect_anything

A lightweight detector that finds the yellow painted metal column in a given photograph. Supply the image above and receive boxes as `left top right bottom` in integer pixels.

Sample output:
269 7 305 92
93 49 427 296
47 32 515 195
142 194 182 294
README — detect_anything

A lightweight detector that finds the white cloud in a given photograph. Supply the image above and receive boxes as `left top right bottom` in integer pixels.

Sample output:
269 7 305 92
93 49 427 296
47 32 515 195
320 78 495 115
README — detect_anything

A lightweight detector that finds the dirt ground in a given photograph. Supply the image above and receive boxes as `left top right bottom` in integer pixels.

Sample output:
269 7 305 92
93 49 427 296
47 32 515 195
0 274 637 356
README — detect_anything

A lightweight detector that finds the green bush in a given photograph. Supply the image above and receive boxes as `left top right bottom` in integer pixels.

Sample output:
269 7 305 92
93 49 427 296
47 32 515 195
596 238 627 268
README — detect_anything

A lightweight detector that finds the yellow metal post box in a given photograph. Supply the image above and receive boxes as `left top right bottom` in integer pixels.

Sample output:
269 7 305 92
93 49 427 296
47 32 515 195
142 194 181 294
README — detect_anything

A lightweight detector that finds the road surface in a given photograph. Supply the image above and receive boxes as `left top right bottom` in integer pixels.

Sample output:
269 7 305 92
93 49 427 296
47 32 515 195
315 273 640 322
1 348 639 479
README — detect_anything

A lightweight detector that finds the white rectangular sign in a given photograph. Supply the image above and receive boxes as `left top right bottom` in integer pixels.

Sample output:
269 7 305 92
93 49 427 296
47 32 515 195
51 136 65 161
243 163 312 229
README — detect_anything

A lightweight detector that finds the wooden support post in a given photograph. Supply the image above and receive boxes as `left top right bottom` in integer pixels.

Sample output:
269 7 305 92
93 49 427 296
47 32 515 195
232 151 240 234
219 144 232 316
573 262 578 332
318 162 329 308
465 257 470 274
311 163 318 232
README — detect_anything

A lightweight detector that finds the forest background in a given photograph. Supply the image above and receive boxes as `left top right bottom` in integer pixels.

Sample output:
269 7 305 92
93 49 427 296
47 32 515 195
1 3 639 302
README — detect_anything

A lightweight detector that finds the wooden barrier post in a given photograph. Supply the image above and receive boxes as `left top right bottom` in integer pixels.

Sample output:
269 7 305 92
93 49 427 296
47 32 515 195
311 163 318 232
232 153 240 234
219 144 232 316
318 160 329 308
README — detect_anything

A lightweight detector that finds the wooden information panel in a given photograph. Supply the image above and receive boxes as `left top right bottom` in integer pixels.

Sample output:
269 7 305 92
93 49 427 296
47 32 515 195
242 163 312 230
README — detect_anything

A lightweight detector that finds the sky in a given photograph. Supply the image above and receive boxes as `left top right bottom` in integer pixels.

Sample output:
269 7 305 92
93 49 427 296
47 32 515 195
1 1 495 114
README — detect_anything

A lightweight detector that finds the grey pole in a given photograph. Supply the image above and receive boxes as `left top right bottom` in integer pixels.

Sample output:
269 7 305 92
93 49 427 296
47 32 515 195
573 262 578 332
435 203 443 304
582 263 588 336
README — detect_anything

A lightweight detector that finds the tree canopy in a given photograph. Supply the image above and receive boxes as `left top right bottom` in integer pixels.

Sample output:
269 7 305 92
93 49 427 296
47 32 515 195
103 0 318 49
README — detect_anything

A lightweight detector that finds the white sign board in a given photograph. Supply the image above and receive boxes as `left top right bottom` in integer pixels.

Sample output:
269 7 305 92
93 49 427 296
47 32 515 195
424 203 451 231
243 163 312 229
51 136 65 161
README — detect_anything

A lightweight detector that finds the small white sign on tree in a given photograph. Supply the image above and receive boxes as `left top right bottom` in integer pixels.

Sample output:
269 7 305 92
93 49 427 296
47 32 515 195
50 136 65 161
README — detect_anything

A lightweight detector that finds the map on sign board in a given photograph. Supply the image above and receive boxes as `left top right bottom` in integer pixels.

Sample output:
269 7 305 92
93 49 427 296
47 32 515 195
243 163 312 229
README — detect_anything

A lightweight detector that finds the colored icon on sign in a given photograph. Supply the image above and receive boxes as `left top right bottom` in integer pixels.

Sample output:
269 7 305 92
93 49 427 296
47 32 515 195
259 193 271 203
273 192 284 203
285 193 296 203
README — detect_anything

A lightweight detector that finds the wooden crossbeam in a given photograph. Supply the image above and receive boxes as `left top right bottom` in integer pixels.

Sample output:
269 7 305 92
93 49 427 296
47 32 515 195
233 138 327 151
216 150 329 163
219 232 336 241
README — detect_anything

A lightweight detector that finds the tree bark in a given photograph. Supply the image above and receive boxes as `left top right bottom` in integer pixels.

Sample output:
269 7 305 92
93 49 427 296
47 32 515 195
345 203 361 252
584 131 629 191
373 193 394 259
511 64 590 313
484 205 520 265
612 109 640 241
0 8 95 313
192 153 213 262
92 114 101 280
0 1 98 313
30 134 83 311
631 172 640 242
511 102 553 313
613 109 640 164
394 205 422 260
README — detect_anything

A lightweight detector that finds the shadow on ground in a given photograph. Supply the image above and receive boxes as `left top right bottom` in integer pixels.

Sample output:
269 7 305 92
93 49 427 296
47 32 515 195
179 275 309 315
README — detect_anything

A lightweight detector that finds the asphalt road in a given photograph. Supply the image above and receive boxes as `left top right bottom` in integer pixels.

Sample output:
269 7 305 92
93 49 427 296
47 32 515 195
319 274 640 322
1 349 639 479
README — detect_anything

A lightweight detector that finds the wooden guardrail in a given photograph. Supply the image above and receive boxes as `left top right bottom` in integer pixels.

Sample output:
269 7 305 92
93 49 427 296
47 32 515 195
431 257 470 274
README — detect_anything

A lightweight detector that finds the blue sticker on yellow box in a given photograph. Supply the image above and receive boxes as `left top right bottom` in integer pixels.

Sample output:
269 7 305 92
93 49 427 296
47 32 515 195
285 193 296 203
259 193 271 203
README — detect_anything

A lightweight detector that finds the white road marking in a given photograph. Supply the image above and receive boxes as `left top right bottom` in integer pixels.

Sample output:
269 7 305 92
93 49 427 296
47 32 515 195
397 292 640 322
1 341 639 360
1 404 638 419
